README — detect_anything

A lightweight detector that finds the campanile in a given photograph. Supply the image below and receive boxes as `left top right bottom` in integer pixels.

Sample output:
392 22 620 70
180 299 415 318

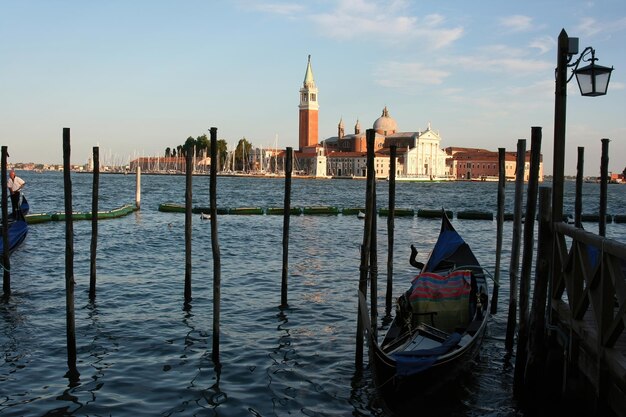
298 55 319 151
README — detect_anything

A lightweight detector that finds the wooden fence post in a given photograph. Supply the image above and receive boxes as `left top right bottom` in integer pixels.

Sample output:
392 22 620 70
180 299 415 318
89 146 99 300
506 139 526 351
63 128 79 380
386 145 397 316
356 129 375 367
524 187 552 392
184 151 193 306
515 127 541 392
491 148 506 314
2 147 9 296
599 139 609 237
575 147 584 228
135 165 141 209
280 147 293 308
209 127 221 364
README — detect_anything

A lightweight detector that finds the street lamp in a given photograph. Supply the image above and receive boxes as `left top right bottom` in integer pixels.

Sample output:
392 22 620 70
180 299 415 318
552 29 613 225
573 48 614 97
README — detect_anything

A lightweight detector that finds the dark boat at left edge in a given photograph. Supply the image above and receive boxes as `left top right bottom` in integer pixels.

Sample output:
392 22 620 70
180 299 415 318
1 196 29 254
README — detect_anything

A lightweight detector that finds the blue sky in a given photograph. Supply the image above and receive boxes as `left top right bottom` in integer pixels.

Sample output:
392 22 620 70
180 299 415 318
2 0 625 175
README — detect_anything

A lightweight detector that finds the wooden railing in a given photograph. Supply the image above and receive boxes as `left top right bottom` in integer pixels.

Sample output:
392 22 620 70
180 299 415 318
552 222 626 348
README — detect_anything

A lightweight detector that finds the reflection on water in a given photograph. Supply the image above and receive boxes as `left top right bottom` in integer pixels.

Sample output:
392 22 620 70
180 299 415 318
1 173 625 416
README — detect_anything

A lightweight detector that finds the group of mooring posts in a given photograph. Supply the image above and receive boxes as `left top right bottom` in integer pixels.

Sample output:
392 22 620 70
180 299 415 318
352 124 618 404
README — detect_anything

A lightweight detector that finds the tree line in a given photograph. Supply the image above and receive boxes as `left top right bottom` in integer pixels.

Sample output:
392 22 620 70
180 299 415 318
165 135 255 171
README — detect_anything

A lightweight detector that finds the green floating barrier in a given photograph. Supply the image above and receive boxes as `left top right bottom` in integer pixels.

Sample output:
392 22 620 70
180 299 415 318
25 213 52 224
457 210 493 220
417 209 453 219
51 212 90 221
581 214 613 223
266 207 302 215
302 206 339 215
614 214 626 223
229 207 264 215
159 203 185 213
342 207 366 215
379 208 414 217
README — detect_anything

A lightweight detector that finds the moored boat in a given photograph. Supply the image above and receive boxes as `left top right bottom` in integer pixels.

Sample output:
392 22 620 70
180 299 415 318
1 196 30 254
360 211 490 406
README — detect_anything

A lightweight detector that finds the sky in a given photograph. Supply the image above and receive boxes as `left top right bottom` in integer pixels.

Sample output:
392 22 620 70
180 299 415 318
1 0 625 175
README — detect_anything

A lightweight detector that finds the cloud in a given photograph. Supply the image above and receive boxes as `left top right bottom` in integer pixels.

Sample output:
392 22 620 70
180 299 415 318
499 15 533 32
243 1 305 16
528 36 554 55
373 61 450 89
577 16 626 38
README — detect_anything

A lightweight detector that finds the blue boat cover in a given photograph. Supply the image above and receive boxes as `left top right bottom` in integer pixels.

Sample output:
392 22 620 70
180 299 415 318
392 332 462 376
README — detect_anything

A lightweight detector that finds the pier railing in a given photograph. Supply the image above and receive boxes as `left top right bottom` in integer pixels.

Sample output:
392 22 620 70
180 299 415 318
552 222 626 348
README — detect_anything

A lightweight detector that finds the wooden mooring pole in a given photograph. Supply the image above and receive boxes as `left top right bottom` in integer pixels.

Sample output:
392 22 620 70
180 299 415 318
514 127 541 392
599 138 609 237
370 174 378 338
505 139 526 351
491 147 506 314
2 146 10 296
524 187 552 392
135 165 141 210
575 147 584 228
184 151 193 306
386 145 397 316
89 146 99 300
209 127 221 363
280 147 293 308
356 129 375 367
63 128 79 380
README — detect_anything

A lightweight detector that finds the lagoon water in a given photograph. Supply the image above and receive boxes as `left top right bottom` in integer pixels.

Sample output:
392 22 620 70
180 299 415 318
1 171 625 416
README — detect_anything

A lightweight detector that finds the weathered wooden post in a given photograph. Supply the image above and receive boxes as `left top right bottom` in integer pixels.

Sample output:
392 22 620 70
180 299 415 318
280 147 293 308
514 127 541 392
574 147 584 228
505 139 526 351
209 127 221 363
1 146 9 296
356 129 375 367
63 128 79 380
89 146 99 300
524 187 552 391
491 148 506 314
370 172 378 338
184 150 193 306
135 165 141 209
599 138 609 237
386 145 397 316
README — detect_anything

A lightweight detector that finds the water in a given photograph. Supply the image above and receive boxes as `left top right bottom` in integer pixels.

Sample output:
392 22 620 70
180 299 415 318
1 172 625 416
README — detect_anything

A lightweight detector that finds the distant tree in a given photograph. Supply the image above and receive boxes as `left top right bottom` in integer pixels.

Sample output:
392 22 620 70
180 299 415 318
183 136 196 157
196 134 210 158
177 145 183 158
165 147 171 158
623 166 626 178
235 137 253 171
171 148 177 157
217 139 228 171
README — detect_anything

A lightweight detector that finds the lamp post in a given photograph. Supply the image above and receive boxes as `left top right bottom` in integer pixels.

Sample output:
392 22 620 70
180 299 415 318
551 29 613 226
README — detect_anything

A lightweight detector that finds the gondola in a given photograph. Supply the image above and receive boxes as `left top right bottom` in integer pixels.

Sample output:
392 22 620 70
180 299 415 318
360 211 490 402
0 196 29 255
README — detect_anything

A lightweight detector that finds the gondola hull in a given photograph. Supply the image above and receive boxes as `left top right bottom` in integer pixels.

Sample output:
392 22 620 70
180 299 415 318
0 196 29 255
361 212 490 406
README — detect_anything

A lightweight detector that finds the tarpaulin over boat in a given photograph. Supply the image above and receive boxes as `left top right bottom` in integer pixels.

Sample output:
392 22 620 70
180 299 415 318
423 215 479 273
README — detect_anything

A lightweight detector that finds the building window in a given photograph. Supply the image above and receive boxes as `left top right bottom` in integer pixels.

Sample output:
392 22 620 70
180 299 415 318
311 93 316 101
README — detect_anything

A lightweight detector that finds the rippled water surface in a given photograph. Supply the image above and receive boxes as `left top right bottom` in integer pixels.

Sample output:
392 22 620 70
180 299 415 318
1 172 625 416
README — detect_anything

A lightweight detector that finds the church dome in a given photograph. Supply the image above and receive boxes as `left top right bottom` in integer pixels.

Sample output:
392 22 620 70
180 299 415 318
373 106 397 135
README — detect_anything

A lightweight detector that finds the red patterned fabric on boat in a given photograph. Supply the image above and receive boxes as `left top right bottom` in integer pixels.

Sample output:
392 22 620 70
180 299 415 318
408 270 471 332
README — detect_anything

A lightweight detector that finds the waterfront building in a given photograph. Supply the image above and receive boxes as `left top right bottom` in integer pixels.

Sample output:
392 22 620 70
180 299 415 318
446 147 544 181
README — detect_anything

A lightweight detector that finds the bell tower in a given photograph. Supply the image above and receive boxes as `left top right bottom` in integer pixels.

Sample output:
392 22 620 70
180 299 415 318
298 55 319 152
